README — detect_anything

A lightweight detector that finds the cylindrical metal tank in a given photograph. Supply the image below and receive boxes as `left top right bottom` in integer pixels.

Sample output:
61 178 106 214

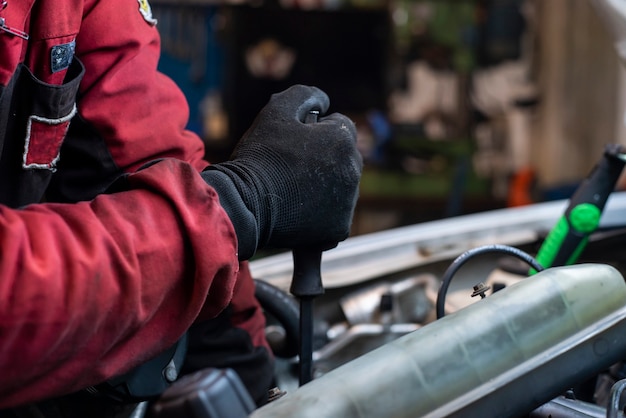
252 264 626 418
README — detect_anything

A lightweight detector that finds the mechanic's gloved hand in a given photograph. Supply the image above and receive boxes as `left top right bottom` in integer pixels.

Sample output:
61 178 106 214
202 85 362 260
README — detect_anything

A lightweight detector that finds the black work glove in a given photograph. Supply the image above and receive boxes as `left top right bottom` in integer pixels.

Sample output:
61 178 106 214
201 85 362 260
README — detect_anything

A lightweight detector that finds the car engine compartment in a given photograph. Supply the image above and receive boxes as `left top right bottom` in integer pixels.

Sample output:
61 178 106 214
248 193 626 418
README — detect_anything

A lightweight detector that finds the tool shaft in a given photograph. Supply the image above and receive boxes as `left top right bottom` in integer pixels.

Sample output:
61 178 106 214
291 249 324 385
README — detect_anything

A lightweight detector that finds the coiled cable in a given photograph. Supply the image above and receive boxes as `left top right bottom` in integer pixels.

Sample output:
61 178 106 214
436 244 544 319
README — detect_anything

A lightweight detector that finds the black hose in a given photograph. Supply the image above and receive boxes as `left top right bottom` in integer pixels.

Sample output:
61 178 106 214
436 244 544 319
607 378 626 418
254 279 300 358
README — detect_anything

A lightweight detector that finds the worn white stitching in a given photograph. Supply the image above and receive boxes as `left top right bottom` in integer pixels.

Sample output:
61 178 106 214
23 104 77 171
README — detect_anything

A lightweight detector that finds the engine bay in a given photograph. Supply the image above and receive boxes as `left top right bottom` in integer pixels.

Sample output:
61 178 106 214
249 193 626 418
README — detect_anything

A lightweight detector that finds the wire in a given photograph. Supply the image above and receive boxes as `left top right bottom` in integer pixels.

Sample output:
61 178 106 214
435 244 544 319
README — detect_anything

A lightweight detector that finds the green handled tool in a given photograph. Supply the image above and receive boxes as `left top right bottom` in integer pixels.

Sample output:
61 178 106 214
531 144 626 274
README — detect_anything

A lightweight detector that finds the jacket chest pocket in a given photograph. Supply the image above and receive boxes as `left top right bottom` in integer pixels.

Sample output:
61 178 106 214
22 58 84 170
0 58 84 207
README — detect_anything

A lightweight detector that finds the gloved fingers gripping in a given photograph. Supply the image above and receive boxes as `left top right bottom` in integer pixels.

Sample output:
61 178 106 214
317 113 358 142
207 84 363 256
296 91 330 122
314 113 362 173
267 84 330 122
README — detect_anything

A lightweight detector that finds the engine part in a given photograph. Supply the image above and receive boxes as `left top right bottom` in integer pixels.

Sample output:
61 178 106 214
529 396 606 418
253 279 300 359
607 378 626 418
339 274 438 326
88 334 188 403
251 264 626 418
146 368 254 418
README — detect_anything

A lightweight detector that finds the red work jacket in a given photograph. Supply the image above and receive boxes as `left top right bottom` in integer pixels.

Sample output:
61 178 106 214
0 0 266 408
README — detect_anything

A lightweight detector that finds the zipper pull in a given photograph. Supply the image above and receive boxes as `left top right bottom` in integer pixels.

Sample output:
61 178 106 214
0 17 28 40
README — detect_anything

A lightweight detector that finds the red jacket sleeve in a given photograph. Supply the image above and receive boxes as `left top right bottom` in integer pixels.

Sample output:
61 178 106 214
74 0 208 174
0 0 269 408
0 159 239 408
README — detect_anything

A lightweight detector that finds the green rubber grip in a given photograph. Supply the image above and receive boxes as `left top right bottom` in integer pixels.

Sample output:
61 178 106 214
531 203 601 274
